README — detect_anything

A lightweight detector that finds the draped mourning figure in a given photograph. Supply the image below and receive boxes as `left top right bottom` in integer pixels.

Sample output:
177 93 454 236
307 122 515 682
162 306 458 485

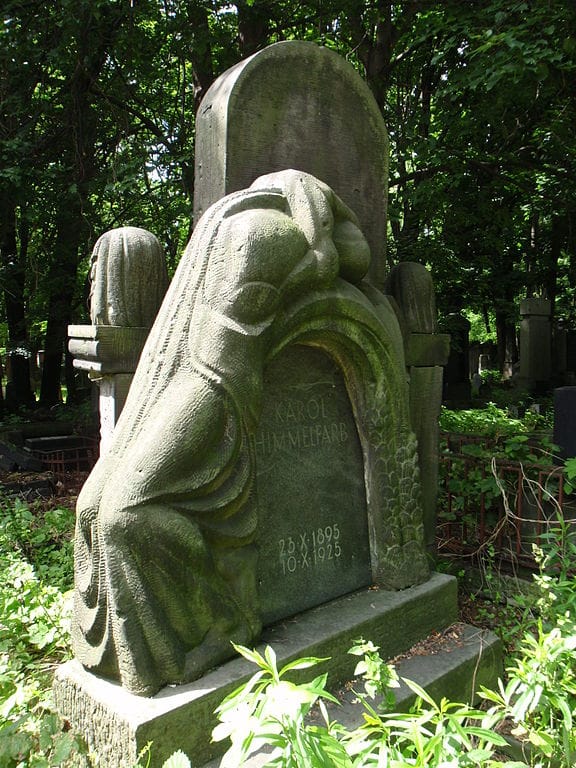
72 170 429 696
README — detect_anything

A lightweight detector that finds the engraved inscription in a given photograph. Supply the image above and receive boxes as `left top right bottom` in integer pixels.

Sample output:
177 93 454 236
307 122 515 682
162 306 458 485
253 395 349 457
278 524 342 575
254 345 371 625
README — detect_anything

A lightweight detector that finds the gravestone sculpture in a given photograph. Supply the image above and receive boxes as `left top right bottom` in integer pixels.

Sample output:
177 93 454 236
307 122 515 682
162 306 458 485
193 39 448 562
68 227 169 453
53 43 501 768
72 170 430 697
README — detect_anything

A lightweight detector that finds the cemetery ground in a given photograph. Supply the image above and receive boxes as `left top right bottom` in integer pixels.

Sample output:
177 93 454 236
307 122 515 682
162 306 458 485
0 392 575 767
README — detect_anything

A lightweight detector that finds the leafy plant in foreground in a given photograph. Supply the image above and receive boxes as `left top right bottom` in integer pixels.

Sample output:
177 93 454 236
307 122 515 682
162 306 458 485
348 638 399 707
0 496 84 767
482 616 576 768
213 642 516 767
213 644 348 767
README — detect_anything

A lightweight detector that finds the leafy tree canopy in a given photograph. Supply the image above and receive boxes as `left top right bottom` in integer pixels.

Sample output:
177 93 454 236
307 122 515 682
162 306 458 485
0 0 575 407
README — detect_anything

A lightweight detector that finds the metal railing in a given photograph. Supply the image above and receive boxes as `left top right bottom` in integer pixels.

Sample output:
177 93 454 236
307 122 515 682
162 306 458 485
30 435 99 485
438 433 571 571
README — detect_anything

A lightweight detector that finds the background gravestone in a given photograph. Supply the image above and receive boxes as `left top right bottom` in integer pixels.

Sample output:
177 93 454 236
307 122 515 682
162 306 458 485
68 227 168 454
519 298 552 391
553 386 576 460
439 313 471 406
194 40 389 289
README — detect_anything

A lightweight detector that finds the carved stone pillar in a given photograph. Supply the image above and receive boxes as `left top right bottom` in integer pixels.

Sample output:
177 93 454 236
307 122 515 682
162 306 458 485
68 227 168 454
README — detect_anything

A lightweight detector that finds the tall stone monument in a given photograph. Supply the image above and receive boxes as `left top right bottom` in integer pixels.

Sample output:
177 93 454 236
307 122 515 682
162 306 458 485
193 40 449 559
54 42 473 768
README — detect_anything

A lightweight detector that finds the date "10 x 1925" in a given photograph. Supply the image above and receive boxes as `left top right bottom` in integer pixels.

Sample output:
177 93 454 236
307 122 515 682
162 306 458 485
278 524 342 574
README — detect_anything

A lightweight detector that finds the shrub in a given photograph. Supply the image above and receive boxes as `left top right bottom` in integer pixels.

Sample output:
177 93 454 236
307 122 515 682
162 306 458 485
0 496 85 767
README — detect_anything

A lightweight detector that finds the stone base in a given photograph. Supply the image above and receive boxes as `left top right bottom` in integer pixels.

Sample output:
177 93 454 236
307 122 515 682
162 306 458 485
54 573 461 767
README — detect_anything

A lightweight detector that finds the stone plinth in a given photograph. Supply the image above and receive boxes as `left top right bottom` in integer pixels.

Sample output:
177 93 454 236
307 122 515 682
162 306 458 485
553 386 576 459
54 573 458 768
68 325 150 452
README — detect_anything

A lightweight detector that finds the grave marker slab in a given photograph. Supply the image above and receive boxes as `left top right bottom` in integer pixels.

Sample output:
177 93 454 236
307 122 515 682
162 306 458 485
253 345 371 624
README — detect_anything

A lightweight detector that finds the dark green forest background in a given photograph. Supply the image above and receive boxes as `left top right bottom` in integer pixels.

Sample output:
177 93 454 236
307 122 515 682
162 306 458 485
1 0 574 410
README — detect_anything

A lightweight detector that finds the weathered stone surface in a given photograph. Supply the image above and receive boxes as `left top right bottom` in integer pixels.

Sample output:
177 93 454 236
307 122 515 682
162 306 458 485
253 345 371 624
71 170 429 697
381 262 447 554
54 573 458 768
194 40 389 289
89 226 169 327
68 325 150 375
384 261 437 334
405 333 450 367
409 366 444 553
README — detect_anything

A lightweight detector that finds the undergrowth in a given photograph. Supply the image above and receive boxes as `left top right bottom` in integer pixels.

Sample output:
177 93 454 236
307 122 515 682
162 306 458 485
0 497 85 766
0 398 574 766
212 517 576 767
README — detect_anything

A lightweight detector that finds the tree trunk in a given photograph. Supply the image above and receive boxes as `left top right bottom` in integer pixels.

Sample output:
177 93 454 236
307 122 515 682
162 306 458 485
0 196 34 410
39 1 125 406
237 0 270 57
39 201 85 407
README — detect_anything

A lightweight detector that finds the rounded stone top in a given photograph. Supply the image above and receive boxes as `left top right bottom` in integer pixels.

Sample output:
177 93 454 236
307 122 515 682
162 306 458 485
194 40 389 289
89 226 169 328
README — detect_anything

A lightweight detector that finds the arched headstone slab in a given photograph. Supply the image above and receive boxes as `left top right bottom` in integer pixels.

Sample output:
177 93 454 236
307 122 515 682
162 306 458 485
194 40 389 289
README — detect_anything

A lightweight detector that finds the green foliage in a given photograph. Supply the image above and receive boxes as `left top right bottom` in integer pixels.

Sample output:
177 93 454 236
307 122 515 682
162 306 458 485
213 643 346 767
348 638 399 707
495 519 576 767
532 513 576 629
439 404 560 524
0 496 83 767
3 0 576 403
484 619 576 767
213 641 514 767
464 310 497 345
562 457 576 496
439 403 549 442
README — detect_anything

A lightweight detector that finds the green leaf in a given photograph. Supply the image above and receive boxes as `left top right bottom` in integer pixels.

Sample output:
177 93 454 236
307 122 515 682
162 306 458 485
231 643 266 668
400 677 437 709
465 726 507 745
162 749 191 768
264 645 277 674
280 656 328 675
50 732 76 764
